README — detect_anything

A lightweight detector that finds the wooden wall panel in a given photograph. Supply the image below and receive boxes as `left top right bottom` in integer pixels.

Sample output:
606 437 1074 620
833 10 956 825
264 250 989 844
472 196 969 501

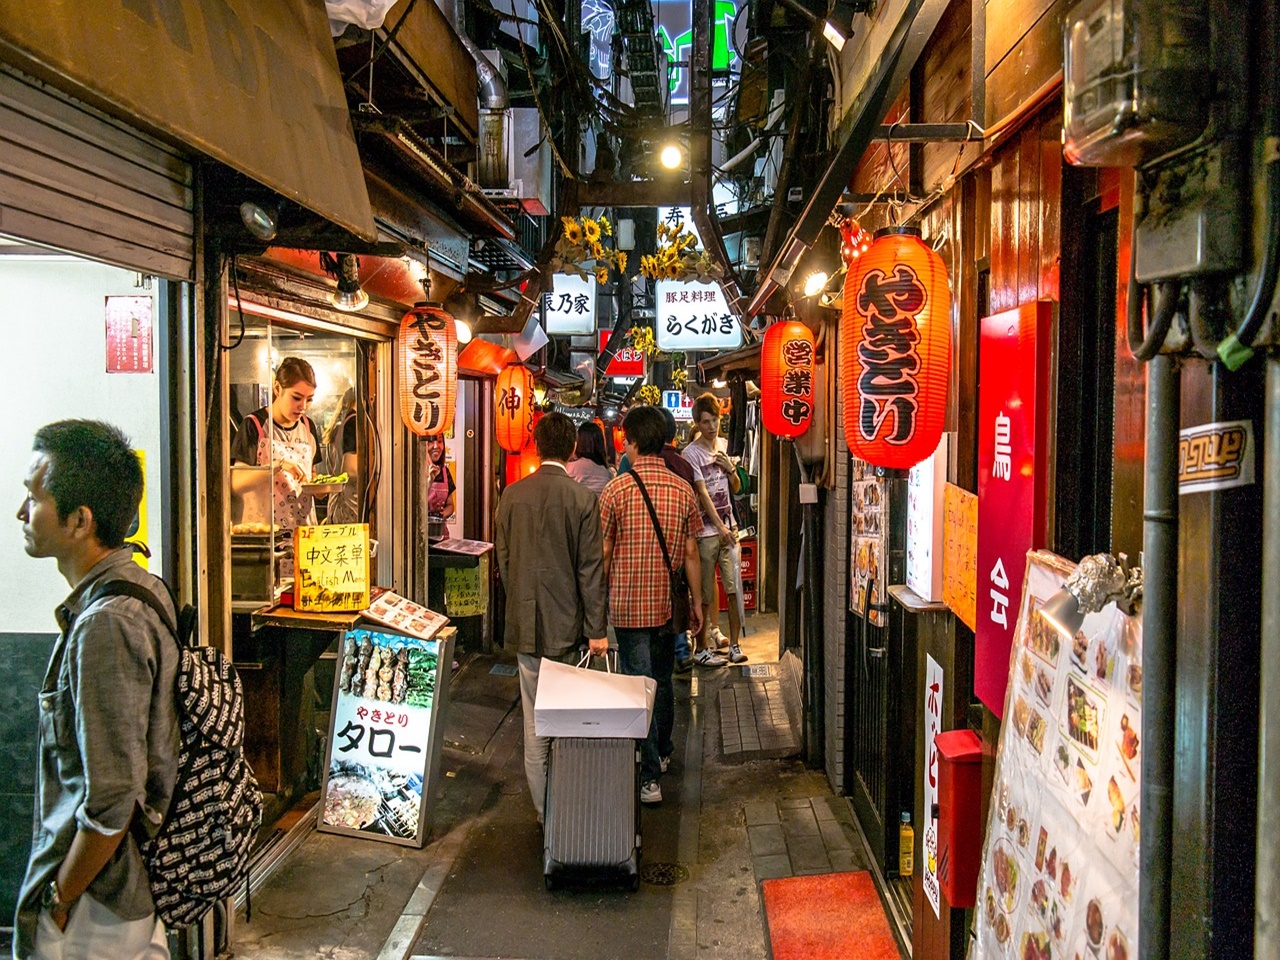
850 91 910 197
1038 117 1063 300
983 0 1068 129
1017 128 1041 306
984 0 1058 77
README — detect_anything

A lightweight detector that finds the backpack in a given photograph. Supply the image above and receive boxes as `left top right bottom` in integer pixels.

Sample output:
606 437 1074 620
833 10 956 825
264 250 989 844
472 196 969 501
83 578 263 927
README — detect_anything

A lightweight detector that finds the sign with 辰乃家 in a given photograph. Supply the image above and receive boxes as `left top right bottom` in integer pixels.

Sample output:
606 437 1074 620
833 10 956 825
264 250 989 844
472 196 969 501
543 273 597 335
293 524 371 612
969 551 1141 960
942 483 978 631
654 279 742 351
1178 419 1255 494
318 628 454 847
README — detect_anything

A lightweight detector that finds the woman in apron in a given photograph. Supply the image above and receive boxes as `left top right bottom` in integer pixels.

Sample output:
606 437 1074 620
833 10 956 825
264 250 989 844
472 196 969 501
426 435 456 520
231 357 322 571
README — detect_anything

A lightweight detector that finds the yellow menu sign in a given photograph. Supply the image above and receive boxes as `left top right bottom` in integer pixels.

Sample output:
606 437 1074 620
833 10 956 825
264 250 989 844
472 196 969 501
942 484 978 631
294 524 371 612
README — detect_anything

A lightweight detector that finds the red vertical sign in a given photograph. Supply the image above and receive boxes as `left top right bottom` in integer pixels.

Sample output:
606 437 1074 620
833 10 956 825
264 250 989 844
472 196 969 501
975 301 1053 717
598 330 646 377
104 295 153 373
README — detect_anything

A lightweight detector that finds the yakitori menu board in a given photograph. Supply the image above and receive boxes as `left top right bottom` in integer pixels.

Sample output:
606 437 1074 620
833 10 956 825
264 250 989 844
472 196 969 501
970 551 1141 960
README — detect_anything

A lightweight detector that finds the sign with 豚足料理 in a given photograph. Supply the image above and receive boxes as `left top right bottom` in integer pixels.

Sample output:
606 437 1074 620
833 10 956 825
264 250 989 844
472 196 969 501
319 628 454 847
294 524 371 612
654 279 742 351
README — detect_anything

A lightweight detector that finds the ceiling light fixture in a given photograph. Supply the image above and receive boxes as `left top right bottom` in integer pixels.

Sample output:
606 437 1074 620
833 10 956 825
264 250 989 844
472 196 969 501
239 200 278 241
455 319 473 345
321 252 369 312
659 143 684 170
803 270 830 298
823 0 871 50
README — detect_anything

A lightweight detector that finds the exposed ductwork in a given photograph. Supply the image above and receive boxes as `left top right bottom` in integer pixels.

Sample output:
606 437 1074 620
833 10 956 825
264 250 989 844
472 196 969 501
459 34 508 110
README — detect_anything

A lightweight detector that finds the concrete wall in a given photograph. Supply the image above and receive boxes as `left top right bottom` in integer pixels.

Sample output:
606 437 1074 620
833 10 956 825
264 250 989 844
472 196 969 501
823 357 851 794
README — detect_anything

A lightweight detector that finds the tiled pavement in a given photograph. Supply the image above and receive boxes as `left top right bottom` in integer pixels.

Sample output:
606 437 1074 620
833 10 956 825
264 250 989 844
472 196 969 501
719 676 801 758
745 795 867 881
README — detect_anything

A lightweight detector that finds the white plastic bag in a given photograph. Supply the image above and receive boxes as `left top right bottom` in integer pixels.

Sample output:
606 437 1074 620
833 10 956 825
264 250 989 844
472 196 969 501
327 0 401 36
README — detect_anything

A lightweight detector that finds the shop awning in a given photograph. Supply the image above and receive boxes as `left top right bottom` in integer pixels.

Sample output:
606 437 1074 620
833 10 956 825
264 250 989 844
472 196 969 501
0 0 378 242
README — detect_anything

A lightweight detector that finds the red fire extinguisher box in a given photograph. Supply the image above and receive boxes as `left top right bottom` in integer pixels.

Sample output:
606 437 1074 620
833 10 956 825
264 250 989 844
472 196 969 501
935 728 984 908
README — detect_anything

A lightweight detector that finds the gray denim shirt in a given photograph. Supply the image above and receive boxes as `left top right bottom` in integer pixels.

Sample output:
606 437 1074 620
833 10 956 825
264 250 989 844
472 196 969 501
13 549 179 959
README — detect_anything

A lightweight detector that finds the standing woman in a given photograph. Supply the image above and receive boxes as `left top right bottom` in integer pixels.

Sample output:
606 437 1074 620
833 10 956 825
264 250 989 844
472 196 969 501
426 435 456 520
566 420 615 496
324 388 360 524
230 357 323 536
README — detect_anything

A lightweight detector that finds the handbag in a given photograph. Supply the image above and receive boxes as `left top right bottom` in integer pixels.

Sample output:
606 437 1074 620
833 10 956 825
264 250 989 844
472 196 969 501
631 471 692 635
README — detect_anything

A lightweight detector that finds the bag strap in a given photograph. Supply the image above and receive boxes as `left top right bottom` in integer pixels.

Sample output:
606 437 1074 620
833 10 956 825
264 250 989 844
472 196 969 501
84 579 185 645
630 471 676 575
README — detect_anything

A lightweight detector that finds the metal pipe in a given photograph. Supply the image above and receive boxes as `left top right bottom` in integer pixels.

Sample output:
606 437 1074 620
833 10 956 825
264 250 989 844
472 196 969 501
1139 352 1179 960
1256 356 1280 960
458 35 508 110
794 445 824 768
1127 269 1179 361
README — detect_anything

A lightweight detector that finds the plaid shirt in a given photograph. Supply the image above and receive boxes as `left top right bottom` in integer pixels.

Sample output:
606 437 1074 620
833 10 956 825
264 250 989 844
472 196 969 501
599 455 701 628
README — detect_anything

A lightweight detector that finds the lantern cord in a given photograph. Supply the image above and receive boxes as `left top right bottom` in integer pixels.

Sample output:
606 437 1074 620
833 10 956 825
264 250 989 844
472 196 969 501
223 255 246 352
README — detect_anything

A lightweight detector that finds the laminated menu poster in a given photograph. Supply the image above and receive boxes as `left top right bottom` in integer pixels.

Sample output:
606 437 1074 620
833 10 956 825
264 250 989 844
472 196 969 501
969 551 1141 960
318 628 453 847
849 457 888 626
363 589 449 641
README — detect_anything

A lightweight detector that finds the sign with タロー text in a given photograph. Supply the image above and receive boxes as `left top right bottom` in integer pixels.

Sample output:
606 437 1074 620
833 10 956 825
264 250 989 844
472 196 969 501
975 302 1053 717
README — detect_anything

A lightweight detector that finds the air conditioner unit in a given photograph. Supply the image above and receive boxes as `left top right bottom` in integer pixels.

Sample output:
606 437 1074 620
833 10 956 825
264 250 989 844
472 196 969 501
479 107 552 215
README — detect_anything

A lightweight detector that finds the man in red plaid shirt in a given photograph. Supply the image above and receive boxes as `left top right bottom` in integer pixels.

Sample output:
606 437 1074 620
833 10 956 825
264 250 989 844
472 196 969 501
599 406 703 804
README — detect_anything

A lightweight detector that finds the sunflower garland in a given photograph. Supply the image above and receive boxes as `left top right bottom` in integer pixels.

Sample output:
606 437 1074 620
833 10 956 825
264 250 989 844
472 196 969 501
553 215 624 284
635 384 662 406
639 218 725 283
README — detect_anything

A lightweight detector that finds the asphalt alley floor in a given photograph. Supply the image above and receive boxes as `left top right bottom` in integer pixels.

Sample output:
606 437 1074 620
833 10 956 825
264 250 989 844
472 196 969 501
231 611 883 960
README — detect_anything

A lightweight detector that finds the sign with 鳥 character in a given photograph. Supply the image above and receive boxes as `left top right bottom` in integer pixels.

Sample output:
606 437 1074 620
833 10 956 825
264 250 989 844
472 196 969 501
975 301 1053 717
319 627 455 847
293 524 371 612
543 273 597 335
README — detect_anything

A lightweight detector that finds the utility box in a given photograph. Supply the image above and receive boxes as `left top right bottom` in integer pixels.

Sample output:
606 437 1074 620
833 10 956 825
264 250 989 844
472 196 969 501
935 729 983 908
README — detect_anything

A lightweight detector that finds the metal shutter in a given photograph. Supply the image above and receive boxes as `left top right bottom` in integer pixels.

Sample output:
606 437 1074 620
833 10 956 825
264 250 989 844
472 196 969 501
0 66 193 280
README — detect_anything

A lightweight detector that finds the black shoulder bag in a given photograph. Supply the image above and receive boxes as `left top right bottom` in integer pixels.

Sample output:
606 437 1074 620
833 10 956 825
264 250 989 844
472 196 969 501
631 471 692 634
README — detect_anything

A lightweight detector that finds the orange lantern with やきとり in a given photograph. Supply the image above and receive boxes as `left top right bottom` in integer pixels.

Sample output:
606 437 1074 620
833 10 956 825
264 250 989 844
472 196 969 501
760 320 816 439
399 303 457 436
840 226 950 470
495 364 536 452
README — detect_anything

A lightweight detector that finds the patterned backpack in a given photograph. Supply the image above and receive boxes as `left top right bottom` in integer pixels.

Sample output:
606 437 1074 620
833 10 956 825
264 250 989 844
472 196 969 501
85 578 263 927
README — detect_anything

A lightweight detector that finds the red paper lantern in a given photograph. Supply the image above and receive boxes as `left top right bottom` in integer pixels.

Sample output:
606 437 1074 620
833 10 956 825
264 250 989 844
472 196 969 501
760 320 816 439
399 304 457 436
840 227 950 470
495 364 536 452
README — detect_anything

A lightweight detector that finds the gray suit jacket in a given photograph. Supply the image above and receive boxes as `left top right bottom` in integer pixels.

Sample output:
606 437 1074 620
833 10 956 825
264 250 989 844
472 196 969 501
495 463 607 658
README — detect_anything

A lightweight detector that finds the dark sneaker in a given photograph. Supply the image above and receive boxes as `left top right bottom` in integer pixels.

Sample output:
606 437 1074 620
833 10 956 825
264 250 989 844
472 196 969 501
726 644 748 664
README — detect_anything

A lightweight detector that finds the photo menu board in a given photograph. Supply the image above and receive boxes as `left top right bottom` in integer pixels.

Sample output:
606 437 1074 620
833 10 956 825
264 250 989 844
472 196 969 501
318 628 454 847
970 551 1141 960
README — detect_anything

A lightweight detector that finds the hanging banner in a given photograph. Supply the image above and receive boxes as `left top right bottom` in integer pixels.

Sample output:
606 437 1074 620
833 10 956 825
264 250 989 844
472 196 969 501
975 302 1053 717
294 524 371 612
970 551 1141 960
943 483 978 630
923 655 944 919
543 273 597 335
319 628 454 847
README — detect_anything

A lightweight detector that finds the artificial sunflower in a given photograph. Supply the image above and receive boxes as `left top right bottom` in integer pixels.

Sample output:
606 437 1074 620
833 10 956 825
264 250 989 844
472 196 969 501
591 240 605 260
616 251 628 272
595 265 609 284
583 218 602 243
562 218 583 244
599 216 612 237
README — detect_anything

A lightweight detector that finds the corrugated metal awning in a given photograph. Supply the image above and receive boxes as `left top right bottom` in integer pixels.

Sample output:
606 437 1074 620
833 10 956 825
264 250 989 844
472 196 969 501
0 0 377 242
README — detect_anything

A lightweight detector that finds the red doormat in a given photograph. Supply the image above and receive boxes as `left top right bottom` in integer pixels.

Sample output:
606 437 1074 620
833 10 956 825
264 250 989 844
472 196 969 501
761 871 900 960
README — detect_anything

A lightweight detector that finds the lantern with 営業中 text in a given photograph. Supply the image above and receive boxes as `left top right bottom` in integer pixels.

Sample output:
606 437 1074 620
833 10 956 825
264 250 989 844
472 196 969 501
495 364 536 452
760 320 816 439
399 304 457 436
840 226 950 470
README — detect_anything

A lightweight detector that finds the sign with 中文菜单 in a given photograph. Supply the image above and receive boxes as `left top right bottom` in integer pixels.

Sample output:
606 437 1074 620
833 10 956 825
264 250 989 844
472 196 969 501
942 483 977 630
294 524 371 612
543 273 597 335
319 628 452 847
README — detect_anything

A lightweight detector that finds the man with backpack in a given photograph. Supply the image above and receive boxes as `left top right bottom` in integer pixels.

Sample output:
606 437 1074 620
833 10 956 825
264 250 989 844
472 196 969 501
14 420 178 959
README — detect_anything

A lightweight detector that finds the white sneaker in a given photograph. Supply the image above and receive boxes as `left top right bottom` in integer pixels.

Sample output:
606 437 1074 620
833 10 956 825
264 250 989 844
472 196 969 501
641 780 663 804
693 649 728 668
726 644 748 664
710 625 729 650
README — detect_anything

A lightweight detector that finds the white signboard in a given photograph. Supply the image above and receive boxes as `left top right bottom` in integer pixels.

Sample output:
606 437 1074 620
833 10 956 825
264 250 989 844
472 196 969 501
542 273 597 335
663 389 693 421
655 279 742 351
923 655 944 918
907 434 950 602
319 628 453 847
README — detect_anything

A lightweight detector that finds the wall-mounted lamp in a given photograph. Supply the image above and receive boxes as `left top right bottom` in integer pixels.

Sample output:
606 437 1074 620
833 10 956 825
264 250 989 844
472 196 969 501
455 319 473 345
1039 554 1143 640
321 252 369 312
803 270 830 298
823 0 872 51
239 200 278 241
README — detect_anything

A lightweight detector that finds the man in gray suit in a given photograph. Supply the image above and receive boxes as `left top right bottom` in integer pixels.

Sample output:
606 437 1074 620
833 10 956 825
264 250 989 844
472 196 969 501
496 411 608 823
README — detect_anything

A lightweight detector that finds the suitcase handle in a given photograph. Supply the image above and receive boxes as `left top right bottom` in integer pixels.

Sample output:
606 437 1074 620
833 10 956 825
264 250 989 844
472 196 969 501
576 649 618 673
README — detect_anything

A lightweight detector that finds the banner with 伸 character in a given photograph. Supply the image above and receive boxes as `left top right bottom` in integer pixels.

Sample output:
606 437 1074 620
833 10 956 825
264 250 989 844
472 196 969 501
318 628 455 847
969 551 1141 960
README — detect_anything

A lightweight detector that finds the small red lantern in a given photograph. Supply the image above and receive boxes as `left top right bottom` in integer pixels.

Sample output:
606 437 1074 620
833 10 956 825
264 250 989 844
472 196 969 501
399 304 457 436
495 364 536 452
760 320 816 439
840 226 950 470
612 424 626 454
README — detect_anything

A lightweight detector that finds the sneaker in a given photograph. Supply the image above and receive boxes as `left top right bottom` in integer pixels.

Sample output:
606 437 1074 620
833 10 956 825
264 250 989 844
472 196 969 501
710 625 729 650
693 649 728 668
641 780 663 804
726 644 748 664
660 755 671 773
673 656 693 674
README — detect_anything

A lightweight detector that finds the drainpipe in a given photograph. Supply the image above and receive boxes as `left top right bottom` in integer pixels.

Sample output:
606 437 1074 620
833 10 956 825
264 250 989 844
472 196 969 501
1257 357 1280 960
794 446 824 768
459 35 508 110
1139 351 1179 960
